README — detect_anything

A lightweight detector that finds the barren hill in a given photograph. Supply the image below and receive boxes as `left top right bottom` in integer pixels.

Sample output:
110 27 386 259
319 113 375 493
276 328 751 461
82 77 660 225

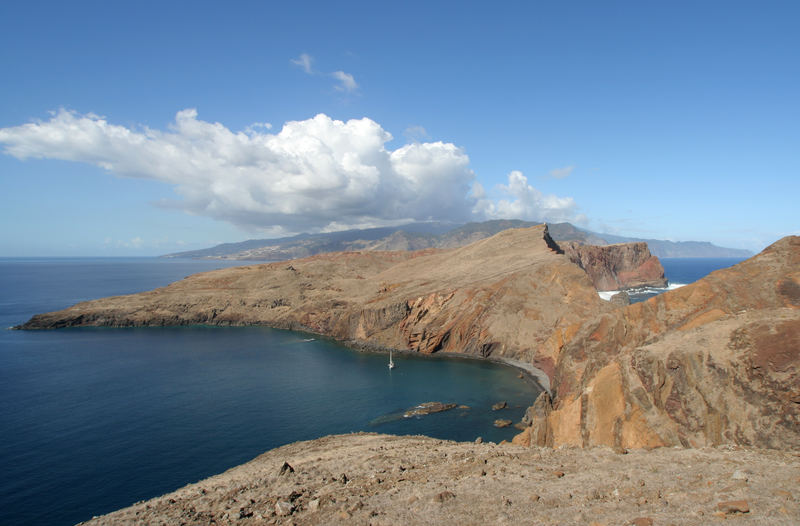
20 225 610 377
81 433 799 526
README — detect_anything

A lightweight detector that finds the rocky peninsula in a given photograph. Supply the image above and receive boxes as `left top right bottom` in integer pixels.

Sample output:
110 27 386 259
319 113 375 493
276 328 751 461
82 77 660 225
19 225 800 524
20 225 611 371
20 226 798 451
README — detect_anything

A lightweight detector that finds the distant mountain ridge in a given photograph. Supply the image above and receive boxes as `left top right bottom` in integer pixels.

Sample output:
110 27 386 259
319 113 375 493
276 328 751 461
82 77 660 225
163 220 753 260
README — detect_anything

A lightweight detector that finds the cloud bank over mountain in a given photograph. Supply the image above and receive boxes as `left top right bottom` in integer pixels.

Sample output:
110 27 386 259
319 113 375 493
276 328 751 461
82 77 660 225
0 109 580 234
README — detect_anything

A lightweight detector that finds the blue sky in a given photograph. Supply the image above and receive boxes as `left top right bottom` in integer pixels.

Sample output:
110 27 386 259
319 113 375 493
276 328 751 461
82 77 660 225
0 1 797 256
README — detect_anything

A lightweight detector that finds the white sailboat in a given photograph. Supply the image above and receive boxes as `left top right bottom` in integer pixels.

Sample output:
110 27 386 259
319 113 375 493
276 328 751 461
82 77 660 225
388 349 395 369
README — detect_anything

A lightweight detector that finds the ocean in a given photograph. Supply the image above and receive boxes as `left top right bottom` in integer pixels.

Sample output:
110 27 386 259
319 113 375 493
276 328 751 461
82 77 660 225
600 257 747 303
0 256 745 525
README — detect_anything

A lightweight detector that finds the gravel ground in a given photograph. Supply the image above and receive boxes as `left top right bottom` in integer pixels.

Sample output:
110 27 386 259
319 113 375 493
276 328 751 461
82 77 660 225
82 433 799 525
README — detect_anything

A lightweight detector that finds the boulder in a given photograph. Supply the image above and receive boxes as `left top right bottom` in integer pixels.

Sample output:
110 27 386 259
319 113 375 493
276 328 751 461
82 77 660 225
432 491 456 503
717 500 750 514
275 501 294 516
278 461 294 475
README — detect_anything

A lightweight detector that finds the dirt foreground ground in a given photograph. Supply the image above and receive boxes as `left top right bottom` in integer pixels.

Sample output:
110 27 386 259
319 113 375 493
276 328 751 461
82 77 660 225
82 433 799 526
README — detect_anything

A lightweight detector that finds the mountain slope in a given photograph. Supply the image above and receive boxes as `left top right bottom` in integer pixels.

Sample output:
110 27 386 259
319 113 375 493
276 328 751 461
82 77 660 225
164 220 752 260
519 235 800 450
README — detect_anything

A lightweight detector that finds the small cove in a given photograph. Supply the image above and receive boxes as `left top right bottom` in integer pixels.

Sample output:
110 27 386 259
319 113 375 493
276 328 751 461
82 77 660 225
0 258 537 526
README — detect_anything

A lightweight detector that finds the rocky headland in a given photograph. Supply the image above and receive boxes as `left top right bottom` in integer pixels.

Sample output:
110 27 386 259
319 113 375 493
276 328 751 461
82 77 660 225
19 225 800 524
19 226 799 452
19 225 611 380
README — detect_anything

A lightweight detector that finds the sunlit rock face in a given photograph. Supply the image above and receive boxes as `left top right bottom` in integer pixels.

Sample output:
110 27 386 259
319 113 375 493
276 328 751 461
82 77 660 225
522 235 800 450
559 241 668 291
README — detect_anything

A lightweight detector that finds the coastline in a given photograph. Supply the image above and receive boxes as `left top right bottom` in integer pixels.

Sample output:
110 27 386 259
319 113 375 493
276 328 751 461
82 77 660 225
13 313 552 396
8 244 799 525
344 337 550 395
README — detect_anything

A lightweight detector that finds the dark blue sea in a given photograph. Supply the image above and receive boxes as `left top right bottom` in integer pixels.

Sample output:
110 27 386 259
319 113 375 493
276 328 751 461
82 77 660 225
609 257 747 303
0 256 745 525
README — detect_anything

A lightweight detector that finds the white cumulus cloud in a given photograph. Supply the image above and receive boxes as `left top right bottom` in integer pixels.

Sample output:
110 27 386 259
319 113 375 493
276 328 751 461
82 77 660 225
476 170 584 224
0 109 583 234
0 109 474 232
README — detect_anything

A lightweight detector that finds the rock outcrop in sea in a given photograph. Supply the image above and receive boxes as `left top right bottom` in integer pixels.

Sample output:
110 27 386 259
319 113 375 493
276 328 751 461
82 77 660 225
402 402 457 418
559 241 668 291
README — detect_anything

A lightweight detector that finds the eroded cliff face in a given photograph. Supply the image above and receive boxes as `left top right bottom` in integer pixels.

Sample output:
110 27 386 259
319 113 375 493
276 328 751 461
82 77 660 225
19 225 611 366
517 235 800 450
559 241 668 291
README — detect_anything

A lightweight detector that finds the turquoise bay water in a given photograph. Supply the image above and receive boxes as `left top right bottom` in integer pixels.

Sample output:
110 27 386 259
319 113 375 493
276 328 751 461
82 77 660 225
0 256 745 525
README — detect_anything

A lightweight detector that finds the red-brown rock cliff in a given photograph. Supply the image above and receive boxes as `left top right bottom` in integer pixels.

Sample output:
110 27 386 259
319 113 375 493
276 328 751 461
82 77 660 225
559 241 668 291
516 235 800 450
